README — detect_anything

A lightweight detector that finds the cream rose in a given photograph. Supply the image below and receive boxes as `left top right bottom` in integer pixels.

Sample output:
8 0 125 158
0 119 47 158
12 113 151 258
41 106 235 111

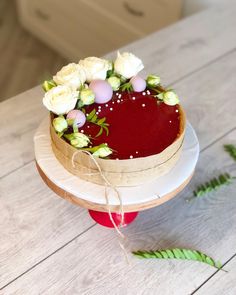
53 63 86 90
43 85 78 115
79 57 112 82
114 52 144 79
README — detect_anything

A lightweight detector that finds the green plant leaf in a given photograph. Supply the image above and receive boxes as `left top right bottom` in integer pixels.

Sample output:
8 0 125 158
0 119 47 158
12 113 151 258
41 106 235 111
87 109 96 121
191 173 234 199
91 113 97 123
224 144 236 161
86 109 110 137
132 248 223 270
97 117 106 125
96 127 103 137
120 82 133 92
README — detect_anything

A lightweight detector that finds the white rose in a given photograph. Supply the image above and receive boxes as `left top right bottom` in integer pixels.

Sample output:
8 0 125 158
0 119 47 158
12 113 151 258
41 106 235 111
79 57 112 82
114 52 144 79
43 85 78 115
53 63 86 90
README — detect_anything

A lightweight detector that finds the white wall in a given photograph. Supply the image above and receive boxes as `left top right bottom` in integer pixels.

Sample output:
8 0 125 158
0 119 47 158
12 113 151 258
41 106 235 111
183 0 222 16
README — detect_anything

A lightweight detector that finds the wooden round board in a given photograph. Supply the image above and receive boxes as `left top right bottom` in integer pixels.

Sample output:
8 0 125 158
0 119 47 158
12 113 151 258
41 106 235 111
34 118 199 212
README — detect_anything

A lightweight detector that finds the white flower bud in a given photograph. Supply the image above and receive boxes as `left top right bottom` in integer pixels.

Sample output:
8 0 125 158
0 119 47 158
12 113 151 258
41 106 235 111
53 117 68 133
93 146 112 158
146 75 161 87
107 76 121 91
163 91 179 106
69 133 90 148
79 88 95 105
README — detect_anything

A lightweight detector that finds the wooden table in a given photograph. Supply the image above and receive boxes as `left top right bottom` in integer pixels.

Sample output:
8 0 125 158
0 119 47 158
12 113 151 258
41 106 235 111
1 1 236 294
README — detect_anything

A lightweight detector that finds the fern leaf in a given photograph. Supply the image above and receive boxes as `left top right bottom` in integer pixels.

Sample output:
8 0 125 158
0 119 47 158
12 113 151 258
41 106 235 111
224 144 236 161
132 248 222 270
193 173 234 198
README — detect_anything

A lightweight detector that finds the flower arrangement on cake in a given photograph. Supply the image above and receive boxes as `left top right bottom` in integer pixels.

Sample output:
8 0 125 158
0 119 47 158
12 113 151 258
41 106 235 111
42 52 185 186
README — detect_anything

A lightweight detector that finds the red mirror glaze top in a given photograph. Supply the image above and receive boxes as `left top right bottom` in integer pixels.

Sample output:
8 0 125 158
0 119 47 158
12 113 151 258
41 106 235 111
81 90 181 159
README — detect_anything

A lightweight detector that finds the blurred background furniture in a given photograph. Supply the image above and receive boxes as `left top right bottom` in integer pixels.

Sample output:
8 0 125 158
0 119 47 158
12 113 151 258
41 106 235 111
16 0 183 60
0 0 223 102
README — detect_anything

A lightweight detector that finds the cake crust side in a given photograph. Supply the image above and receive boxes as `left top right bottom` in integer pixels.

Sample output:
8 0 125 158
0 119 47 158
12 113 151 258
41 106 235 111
50 105 186 186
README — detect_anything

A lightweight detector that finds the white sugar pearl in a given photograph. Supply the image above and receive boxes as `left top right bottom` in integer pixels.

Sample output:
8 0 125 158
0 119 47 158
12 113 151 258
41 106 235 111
96 112 99 115
142 104 146 107
147 90 151 95
176 109 179 112
112 101 115 104
130 155 133 159
142 92 146 95
169 120 172 123
132 97 136 100
117 99 120 103
81 130 84 133
87 125 90 128
118 94 122 98
135 151 139 154
110 107 113 111
105 104 108 107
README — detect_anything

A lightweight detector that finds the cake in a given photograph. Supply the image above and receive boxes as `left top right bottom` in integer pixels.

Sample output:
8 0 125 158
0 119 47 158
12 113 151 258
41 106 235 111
42 52 185 186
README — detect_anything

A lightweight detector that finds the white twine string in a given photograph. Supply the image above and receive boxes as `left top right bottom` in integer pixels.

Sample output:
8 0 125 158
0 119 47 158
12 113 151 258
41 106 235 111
71 150 126 239
71 150 129 263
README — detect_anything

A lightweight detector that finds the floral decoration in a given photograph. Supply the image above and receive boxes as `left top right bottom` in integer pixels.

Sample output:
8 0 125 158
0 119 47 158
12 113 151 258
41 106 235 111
42 52 180 158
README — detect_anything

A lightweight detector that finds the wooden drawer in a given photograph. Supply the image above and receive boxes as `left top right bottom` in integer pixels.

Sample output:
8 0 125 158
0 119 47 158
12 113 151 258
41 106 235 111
16 0 182 60
94 0 183 33
17 0 140 60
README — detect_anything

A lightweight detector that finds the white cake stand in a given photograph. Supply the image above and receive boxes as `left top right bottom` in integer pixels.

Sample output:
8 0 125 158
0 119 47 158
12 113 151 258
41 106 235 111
34 118 199 227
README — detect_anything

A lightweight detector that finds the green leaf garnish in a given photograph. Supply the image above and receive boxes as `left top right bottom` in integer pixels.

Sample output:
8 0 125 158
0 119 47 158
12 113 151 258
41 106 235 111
190 173 235 200
132 248 223 270
120 82 133 92
42 79 56 92
86 109 110 137
224 144 236 161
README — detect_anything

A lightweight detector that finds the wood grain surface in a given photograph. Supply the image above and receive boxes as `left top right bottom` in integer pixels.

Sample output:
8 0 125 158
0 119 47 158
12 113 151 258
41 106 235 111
3 131 236 295
0 1 236 294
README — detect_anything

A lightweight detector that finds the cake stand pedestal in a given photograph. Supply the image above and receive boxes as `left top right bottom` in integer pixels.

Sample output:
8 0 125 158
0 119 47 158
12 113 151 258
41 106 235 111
34 118 199 228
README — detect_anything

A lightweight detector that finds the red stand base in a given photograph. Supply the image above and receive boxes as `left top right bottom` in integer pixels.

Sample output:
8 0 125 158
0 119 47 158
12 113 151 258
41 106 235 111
88 210 139 228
